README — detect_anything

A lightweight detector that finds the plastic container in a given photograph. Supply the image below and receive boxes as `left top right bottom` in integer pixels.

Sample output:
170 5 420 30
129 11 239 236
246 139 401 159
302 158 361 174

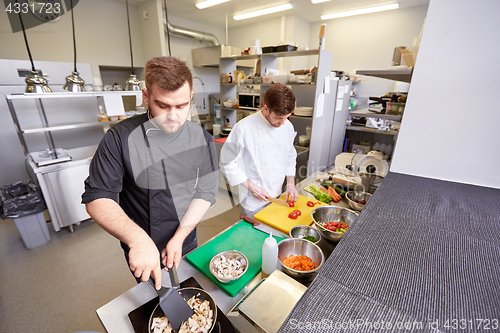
262 46 277 53
214 103 221 125
387 102 406 115
262 232 278 277
272 75 288 84
0 181 50 249
276 45 297 52
13 212 50 249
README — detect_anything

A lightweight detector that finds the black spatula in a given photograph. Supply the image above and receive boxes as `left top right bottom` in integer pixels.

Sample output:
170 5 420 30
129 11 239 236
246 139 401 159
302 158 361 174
149 265 194 331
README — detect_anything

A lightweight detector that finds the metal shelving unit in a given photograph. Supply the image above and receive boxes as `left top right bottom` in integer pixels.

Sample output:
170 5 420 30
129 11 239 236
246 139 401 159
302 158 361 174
219 49 351 177
5 91 139 232
356 69 413 83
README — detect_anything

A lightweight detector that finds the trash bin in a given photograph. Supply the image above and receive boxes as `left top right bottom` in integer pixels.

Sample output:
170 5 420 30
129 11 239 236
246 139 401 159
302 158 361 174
0 180 50 249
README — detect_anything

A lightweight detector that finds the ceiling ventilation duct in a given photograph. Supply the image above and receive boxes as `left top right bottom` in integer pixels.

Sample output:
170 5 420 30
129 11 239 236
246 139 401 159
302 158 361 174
163 19 252 68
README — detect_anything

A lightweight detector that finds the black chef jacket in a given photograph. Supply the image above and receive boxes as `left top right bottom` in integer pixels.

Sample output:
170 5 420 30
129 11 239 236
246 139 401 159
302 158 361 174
82 112 218 256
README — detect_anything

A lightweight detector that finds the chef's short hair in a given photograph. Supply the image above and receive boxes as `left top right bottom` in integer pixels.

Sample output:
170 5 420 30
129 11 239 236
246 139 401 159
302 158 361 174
264 83 296 116
145 57 193 93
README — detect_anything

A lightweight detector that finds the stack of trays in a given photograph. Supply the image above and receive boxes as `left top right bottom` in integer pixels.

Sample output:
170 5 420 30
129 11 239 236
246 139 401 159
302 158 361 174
293 107 313 117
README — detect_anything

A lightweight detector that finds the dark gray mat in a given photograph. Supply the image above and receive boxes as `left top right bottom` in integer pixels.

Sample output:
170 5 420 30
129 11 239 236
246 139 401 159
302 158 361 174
279 172 500 332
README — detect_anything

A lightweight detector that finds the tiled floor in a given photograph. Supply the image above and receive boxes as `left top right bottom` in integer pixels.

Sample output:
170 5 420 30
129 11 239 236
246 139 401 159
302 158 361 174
0 190 240 333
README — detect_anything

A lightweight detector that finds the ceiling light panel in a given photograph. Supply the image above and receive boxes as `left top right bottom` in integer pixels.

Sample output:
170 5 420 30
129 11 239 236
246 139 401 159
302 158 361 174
195 0 231 10
311 0 331 4
321 3 399 20
233 3 293 21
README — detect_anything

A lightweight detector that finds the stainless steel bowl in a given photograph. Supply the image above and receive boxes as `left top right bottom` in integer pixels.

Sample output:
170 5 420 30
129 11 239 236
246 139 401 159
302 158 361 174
311 206 359 242
277 238 324 279
289 225 321 244
346 191 372 211
209 250 248 284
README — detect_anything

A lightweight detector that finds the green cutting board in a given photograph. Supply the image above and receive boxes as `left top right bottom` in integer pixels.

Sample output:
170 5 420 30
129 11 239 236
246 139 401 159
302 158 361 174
187 220 285 297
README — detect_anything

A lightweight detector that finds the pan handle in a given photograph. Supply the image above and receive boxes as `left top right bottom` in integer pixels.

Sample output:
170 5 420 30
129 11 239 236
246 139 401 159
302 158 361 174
168 264 181 289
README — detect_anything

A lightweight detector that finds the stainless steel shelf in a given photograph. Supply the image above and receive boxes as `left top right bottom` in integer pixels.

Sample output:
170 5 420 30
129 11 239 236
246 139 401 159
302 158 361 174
350 108 403 121
6 91 141 100
22 120 120 134
356 69 413 83
346 125 399 135
221 49 321 61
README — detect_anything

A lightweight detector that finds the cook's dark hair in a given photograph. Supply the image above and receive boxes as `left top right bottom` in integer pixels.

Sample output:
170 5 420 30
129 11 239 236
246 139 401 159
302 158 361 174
145 56 193 93
264 83 296 116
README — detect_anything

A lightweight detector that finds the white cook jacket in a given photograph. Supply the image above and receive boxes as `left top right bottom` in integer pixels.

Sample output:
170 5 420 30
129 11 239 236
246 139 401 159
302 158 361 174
220 111 297 211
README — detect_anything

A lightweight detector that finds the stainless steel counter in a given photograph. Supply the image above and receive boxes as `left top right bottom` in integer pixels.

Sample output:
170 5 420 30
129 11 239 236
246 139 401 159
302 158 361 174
28 145 97 232
96 230 266 333
96 169 354 332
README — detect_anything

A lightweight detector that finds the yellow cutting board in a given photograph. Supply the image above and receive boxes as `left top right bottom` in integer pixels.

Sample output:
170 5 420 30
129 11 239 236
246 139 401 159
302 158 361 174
254 194 327 234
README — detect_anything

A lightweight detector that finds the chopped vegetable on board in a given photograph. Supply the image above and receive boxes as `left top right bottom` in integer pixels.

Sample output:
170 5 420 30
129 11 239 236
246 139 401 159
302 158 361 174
304 184 332 204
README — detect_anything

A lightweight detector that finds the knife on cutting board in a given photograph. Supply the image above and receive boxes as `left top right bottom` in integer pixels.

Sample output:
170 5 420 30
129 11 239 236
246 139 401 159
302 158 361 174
268 197 290 207
240 215 287 238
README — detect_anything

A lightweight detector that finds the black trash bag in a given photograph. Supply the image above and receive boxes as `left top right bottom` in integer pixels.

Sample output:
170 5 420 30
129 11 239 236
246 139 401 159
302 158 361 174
0 181 47 219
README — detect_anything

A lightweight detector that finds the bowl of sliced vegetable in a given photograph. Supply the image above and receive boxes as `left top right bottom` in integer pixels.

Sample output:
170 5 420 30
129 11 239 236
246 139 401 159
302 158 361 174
346 191 372 211
277 238 324 279
311 206 358 242
289 225 321 245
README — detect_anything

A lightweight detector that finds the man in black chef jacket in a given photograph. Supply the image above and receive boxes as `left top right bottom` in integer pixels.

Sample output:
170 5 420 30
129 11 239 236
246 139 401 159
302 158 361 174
82 57 218 290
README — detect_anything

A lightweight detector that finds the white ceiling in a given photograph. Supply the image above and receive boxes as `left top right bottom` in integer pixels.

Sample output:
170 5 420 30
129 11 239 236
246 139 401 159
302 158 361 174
114 0 430 28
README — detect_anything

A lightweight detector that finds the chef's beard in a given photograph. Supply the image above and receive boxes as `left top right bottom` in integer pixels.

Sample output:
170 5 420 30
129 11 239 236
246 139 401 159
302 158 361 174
154 114 189 134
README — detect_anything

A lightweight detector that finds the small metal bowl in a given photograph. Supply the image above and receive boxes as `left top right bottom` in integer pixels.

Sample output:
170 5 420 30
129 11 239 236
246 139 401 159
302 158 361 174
289 225 321 244
311 206 359 242
277 238 324 279
209 250 248 284
346 191 372 211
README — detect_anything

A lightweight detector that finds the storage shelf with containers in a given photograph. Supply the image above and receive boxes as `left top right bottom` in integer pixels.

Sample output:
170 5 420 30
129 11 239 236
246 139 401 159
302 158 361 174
345 69 412 158
219 49 352 180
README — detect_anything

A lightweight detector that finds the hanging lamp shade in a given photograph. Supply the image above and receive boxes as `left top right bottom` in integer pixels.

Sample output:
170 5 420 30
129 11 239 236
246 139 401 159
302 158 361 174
63 71 85 92
25 70 52 93
63 0 85 92
126 74 141 91
125 0 141 91
18 8 51 93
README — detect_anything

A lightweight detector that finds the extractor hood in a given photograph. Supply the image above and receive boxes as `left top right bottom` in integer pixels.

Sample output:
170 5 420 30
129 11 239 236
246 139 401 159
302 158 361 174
192 45 255 68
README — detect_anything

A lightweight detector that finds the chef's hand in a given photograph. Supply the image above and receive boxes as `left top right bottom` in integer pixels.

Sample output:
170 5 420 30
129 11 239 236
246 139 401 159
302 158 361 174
161 237 183 271
246 180 271 201
286 184 299 202
128 236 162 290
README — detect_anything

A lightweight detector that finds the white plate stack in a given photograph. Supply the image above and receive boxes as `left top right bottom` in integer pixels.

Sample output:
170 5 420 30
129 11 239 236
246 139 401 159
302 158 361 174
293 107 313 117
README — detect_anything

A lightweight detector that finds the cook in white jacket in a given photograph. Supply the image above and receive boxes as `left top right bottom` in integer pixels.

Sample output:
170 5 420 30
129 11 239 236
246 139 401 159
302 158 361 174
220 84 299 216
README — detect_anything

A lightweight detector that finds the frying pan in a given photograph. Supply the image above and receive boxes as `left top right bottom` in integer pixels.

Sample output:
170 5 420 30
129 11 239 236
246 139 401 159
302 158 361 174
148 287 218 333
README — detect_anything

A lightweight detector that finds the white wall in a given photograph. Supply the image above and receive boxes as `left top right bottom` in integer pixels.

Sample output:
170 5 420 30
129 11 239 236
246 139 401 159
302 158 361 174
228 18 282 50
0 0 145 83
309 5 428 95
390 0 500 189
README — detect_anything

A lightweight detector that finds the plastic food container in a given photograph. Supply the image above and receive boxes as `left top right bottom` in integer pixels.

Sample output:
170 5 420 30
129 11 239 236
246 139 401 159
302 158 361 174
387 102 406 115
277 45 297 52
262 75 273 84
272 75 288 84
262 46 277 53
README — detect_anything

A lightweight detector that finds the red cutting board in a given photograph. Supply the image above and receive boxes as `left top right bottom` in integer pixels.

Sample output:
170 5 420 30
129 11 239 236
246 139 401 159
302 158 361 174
254 194 327 234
